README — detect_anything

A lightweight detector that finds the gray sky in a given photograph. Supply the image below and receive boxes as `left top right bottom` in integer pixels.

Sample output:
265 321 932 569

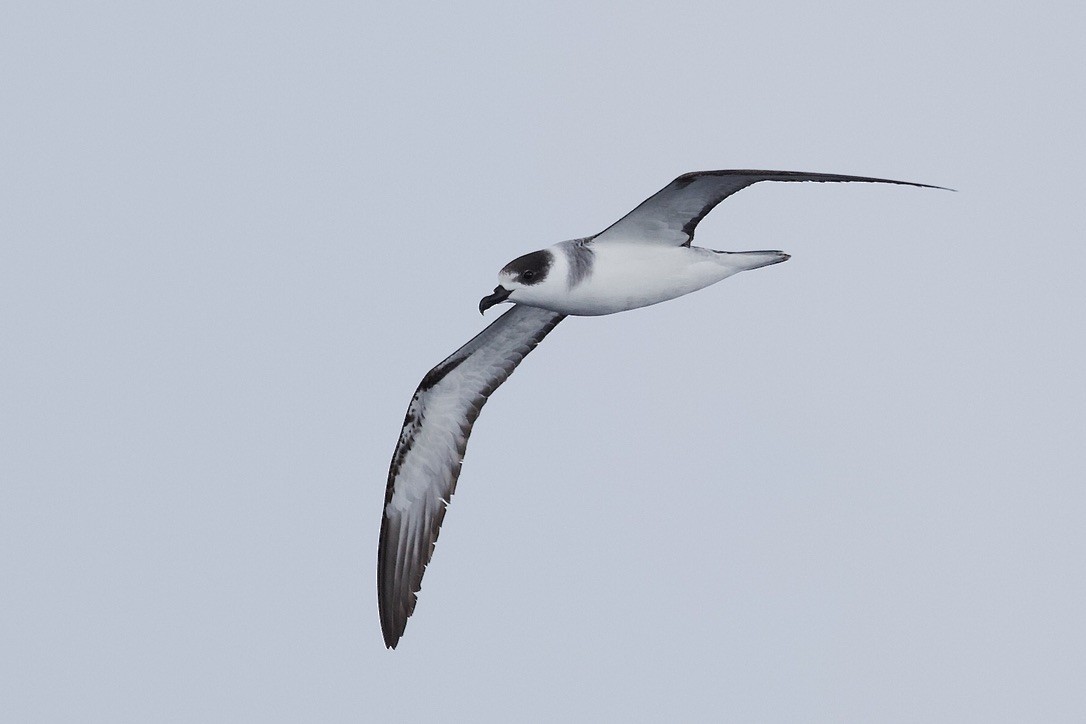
2 2 1084 722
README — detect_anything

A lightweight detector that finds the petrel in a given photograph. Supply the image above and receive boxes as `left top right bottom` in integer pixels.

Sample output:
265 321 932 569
378 169 945 648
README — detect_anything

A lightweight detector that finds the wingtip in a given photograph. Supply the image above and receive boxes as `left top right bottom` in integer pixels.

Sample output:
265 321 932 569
906 180 956 192
381 620 403 649
378 597 408 649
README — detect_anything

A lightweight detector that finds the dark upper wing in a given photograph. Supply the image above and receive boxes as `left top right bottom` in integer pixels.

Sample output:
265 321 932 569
378 304 565 648
591 170 948 247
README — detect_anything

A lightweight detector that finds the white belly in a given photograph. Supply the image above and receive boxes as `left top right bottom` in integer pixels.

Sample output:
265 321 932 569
555 244 737 316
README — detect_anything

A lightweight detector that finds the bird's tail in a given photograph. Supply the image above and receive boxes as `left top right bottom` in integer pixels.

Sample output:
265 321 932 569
713 249 791 272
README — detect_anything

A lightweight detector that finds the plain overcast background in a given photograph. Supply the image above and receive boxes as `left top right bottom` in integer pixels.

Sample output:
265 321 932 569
3 2 1084 722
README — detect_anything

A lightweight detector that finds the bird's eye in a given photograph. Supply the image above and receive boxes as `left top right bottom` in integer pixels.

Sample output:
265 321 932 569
523 270 536 280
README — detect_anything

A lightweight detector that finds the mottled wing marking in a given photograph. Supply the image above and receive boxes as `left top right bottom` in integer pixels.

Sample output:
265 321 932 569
378 304 565 648
591 169 947 248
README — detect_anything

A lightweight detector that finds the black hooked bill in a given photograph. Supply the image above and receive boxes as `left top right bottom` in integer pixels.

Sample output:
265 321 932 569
479 285 511 314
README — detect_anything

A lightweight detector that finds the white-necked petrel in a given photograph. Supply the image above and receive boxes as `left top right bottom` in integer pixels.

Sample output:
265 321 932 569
378 169 945 648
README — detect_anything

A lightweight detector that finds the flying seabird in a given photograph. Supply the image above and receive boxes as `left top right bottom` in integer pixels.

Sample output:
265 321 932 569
378 169 946 648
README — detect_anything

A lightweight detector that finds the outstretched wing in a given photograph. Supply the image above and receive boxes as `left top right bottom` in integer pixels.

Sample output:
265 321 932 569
378 304 565 648
592 169 947 247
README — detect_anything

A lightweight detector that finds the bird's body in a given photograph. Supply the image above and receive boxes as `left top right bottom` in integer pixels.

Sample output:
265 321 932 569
514 239 788 316
377 169 946 648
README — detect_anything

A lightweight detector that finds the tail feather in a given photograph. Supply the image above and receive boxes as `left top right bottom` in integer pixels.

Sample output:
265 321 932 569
713 249 791 272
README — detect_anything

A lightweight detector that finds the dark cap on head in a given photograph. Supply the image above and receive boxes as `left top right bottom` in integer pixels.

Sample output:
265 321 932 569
502 250 553 286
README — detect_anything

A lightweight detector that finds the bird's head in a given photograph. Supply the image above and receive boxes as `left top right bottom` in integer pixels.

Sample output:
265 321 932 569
479 248 558 314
